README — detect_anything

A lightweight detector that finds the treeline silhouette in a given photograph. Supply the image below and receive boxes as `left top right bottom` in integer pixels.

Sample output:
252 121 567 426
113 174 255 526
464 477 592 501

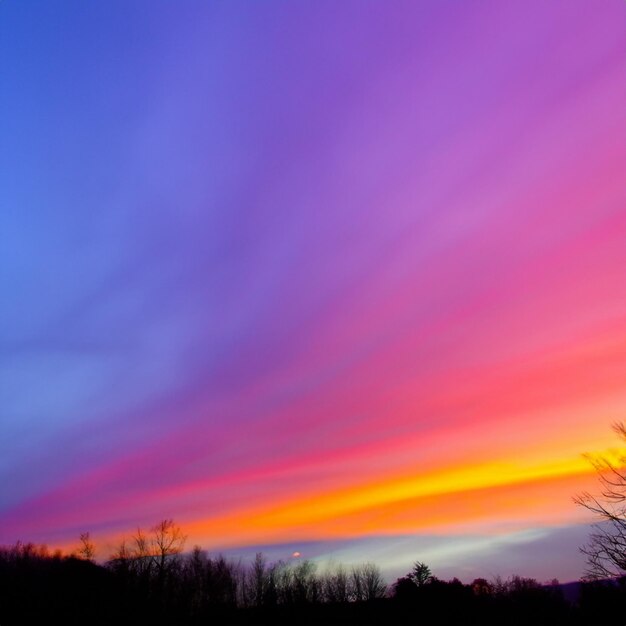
0 520 624 625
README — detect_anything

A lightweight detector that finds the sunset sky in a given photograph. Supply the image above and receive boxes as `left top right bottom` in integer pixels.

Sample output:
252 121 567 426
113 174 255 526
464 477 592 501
1 1 625 583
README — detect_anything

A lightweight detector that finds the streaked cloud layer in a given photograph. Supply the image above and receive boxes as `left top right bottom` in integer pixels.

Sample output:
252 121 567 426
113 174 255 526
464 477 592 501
1 1 625 580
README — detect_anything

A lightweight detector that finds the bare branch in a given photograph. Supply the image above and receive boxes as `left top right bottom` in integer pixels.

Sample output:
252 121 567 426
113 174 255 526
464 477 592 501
575 421 626 579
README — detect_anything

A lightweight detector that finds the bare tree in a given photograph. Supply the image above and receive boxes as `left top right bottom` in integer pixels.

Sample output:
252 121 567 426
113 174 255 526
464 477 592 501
292 559 319 603
108 538 131 575
248 552 268 607
184 545 208 614
152 518 187 578
360 562 387 600
574 422 626 580
350 564 365 601
322 564 350 603
131 526 153 576
76 532 95 561
107 519 187 581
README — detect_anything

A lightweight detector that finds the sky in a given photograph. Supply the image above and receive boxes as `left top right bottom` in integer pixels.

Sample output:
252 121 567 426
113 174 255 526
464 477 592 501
1 1 625 583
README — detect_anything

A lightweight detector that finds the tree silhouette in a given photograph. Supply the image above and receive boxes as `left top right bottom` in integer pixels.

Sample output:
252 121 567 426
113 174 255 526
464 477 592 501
575 422 626 579
410 561 433 586
0 536 623 624
322 564 350 603
250 552 268 607
471 577 493 595
76 532 95 561
152 518 186 576
360 562 387 600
